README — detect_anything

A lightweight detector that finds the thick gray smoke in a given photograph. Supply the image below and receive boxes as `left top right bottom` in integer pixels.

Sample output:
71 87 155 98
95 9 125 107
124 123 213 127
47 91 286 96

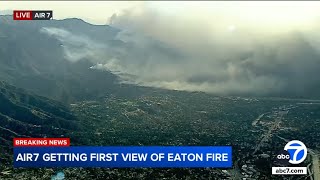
40 4 320 97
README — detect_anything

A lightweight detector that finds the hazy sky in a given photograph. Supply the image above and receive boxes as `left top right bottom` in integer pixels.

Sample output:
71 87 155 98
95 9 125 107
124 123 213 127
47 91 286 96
0 1 142 24
1 1 320 26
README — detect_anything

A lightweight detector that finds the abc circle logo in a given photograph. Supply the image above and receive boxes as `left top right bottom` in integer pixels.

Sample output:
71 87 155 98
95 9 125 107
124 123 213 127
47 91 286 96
284 140 307 164
277 152 290 160
275 149 291 165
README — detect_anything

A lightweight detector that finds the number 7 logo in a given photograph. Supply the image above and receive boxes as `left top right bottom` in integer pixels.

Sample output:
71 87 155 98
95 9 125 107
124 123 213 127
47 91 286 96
284 140 307 164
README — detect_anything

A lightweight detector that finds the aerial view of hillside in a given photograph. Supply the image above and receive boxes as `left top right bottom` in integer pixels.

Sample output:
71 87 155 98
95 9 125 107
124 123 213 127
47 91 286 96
0 1 320 180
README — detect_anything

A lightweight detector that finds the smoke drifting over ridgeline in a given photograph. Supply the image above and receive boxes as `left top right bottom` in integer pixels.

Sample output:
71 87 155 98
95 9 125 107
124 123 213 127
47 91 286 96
40 27 108 62
41 3 320 98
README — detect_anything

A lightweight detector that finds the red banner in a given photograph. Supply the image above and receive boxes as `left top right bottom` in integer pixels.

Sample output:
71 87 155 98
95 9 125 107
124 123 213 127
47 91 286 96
13 138 70 147
13 10 33 20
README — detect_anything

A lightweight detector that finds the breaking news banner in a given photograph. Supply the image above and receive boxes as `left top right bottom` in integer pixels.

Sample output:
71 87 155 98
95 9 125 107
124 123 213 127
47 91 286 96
13 138 232 168
13 10 53 20
13 138 70 147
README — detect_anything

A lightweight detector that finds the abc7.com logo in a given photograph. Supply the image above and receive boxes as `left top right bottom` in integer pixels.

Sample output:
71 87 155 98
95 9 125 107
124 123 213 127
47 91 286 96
275 140 307 165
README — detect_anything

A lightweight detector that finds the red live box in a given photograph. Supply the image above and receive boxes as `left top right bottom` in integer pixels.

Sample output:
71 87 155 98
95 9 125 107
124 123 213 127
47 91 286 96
13 10 33 20
13 138 70 147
